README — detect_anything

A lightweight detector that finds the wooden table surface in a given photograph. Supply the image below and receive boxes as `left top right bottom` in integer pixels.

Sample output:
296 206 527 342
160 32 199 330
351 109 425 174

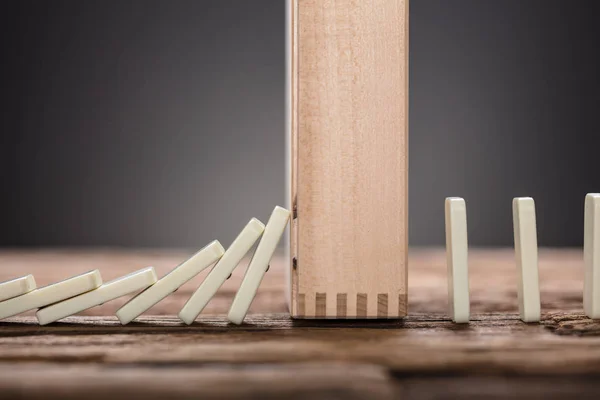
0 248 599 399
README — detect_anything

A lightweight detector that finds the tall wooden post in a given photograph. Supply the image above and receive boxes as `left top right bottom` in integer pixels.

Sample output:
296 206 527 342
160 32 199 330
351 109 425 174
287 0 409 318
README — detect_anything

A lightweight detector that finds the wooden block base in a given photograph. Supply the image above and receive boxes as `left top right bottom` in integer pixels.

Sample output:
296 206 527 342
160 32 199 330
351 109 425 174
295 293 407 319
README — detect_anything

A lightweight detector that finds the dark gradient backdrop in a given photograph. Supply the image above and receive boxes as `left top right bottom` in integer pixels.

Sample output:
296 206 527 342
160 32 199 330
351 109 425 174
0 0 599 248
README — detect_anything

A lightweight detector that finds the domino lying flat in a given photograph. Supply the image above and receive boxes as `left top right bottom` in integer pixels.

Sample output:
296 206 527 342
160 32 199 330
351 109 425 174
179 218 265 325
445 197 470 323
513 197 541 322
584 193 600 319
0 270 102 320
228 206 290 325
0 275 37 302
36 267 158 325
116 240 225 324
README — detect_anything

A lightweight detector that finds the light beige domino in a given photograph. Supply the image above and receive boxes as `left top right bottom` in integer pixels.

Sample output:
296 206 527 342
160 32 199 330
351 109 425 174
37 267 158 325
228 207 290 325
584 194 600 319
179 218 265 325
116 241 224 324
445 198 470 323
0 275 36 302
0 270 102 320
513 197 541 322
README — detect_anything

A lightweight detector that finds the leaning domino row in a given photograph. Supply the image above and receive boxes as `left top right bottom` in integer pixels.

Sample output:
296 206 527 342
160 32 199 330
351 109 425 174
445 194 600 323
0 206 290 325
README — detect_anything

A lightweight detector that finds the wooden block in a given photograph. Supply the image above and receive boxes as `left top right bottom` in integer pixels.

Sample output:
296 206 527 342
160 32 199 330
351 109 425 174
228 206 290 325
584 194 600 319
513 197 541 322
36 267 158 325
0 270 102 320
445 198 469 323
116 241 224 324
287 0 409 319
0 275 36 302
178 218 265 325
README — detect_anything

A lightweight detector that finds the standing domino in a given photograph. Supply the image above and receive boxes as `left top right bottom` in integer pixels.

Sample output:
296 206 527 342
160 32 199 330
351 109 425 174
445 197 470 323
0 270 102 320
228 206 290 324
513 197 541 322
0 275 37 302
116 241 225 324
584 194 600 319
179 218 265 325
36 267 158 325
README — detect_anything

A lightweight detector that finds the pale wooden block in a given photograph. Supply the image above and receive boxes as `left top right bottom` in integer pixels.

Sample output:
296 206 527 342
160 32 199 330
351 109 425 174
36 267 158 325
228 206 290 325
513 197 541 322
0 275 36 302
178 218 265 325
584 193 600 319
445 197 470 323
288 0 408 319
116 241 224 324
0 270 102 320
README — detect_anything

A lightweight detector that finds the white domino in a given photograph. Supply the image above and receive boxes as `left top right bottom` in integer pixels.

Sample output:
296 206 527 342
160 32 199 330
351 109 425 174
179 218 265 325
0 275 37 302
228 206 290 325
0 270 102 320
584 193 600 319
445 197 470 323
116 240 225 324
513 197 541 322
36 267 158 325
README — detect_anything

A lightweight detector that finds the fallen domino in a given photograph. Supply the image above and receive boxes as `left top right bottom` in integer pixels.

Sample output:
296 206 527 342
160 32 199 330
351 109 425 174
445 197 470 323
0 270 102 320
228 206 290 325
116 240 225 324
37 267 158 325
513 197 541 322
179 218 265 325
0 275 37 302
584 193 600 319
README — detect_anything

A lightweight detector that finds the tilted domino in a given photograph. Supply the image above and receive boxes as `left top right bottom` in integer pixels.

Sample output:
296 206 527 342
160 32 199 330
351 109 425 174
0 270 102 320
116 240 225 324
584 194 600 319
0 275 37 302
36 267 158 325
513 197 541 322
445 197 470 323
228 206 290 325
179 218 265 325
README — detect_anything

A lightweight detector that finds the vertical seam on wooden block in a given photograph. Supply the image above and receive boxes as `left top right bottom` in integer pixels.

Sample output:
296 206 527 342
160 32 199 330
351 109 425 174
377 293 388 318
298 293 305 317
290 0 300 318
337 293 347 318
398 293 407 316
357 293 367 318
316 293 326 317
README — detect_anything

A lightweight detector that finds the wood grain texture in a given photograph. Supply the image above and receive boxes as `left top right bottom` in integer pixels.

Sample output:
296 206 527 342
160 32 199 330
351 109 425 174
378 294 389 317
336 293 347 317
0 248 599 399
290 0 409 318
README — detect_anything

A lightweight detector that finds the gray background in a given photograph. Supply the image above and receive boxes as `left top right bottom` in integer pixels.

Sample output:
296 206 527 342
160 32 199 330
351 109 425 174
0 0 599 248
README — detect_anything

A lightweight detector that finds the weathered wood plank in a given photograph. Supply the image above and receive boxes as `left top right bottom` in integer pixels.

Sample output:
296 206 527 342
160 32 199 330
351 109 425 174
1 313 600 374
1 363 599 400
0 248 597 398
